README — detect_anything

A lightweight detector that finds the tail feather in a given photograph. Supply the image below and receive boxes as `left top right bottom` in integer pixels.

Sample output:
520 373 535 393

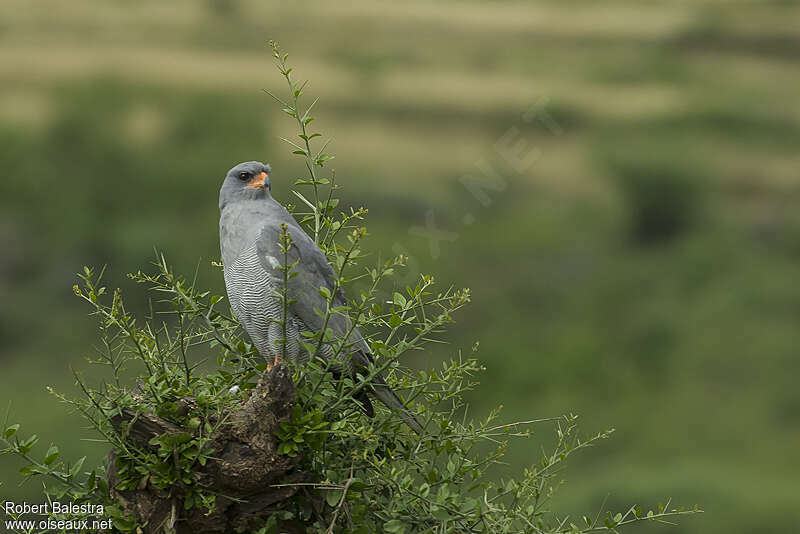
371 382 423 435
348 350 424 434
354 390 375 418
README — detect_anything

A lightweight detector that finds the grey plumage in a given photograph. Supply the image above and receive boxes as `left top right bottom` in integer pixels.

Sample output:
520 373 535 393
219 161 422 433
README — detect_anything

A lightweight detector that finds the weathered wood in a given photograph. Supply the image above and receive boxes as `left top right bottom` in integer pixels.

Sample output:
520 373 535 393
107 363 305 534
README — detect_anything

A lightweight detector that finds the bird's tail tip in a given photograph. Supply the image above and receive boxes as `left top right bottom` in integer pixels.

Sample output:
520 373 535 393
372 384 424 435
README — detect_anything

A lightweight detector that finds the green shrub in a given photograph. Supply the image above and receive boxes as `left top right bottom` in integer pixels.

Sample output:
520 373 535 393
0 43 700 534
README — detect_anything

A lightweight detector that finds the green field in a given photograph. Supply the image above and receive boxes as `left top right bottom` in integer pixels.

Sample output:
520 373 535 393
1 1 799 532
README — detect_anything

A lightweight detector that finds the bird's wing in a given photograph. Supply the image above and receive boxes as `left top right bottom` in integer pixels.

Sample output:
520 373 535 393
254 209 424 434
255 212 369 356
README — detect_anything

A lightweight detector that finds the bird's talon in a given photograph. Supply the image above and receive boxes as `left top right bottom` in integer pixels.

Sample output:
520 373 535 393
266 355 280 372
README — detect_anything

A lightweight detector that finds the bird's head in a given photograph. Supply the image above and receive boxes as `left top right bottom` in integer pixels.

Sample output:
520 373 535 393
219 161 272 209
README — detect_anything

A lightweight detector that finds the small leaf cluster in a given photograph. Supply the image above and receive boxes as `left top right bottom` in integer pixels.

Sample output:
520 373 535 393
1 259 267 532
1 409 134 532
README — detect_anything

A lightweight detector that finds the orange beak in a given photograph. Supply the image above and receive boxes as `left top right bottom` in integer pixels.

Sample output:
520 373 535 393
246 171 268 189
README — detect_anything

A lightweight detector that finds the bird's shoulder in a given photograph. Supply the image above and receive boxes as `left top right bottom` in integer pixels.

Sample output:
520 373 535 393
255 208 334 281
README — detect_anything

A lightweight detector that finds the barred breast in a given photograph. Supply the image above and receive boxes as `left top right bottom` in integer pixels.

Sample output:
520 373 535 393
223 243 303 361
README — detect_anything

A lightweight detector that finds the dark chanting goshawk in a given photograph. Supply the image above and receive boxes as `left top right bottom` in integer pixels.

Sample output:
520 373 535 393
219 161 422 434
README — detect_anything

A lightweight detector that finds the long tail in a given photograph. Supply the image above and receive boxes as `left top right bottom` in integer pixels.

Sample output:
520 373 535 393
347 349 424 434
371 379 424 435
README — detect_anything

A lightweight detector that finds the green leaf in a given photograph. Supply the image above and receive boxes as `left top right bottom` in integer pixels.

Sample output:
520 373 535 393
348 478 366 492
326 489 342 507
44 445 59 465
419 482 430 497
18 434 39 453
19 465 38 477
432 506 450 521
384 519 407 533
86 470 97 491
4 424 19 438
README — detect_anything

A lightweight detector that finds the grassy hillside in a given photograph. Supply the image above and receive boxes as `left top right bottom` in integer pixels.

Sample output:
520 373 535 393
1 1 799 532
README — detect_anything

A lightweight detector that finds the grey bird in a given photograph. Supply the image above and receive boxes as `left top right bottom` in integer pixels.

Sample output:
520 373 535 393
219 161 422 434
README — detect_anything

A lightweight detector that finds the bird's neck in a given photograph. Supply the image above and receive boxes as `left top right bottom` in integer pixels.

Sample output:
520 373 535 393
219 199 276 266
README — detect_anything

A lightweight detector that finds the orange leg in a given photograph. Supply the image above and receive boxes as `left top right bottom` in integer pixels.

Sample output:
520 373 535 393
266 354 281 372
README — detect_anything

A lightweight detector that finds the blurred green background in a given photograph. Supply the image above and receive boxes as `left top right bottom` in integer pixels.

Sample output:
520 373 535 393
1 1 799 532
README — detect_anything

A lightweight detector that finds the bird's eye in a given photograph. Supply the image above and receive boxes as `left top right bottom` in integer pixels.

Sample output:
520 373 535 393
238 172 250 181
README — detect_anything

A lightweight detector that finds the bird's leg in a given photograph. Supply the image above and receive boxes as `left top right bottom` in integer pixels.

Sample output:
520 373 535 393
266 354 281 372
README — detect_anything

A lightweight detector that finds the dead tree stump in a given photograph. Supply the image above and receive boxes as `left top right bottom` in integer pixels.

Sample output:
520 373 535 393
107 363 306 533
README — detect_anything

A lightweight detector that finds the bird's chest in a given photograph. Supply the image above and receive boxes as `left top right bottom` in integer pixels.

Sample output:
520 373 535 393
223 246 307 361
223 245 282 330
